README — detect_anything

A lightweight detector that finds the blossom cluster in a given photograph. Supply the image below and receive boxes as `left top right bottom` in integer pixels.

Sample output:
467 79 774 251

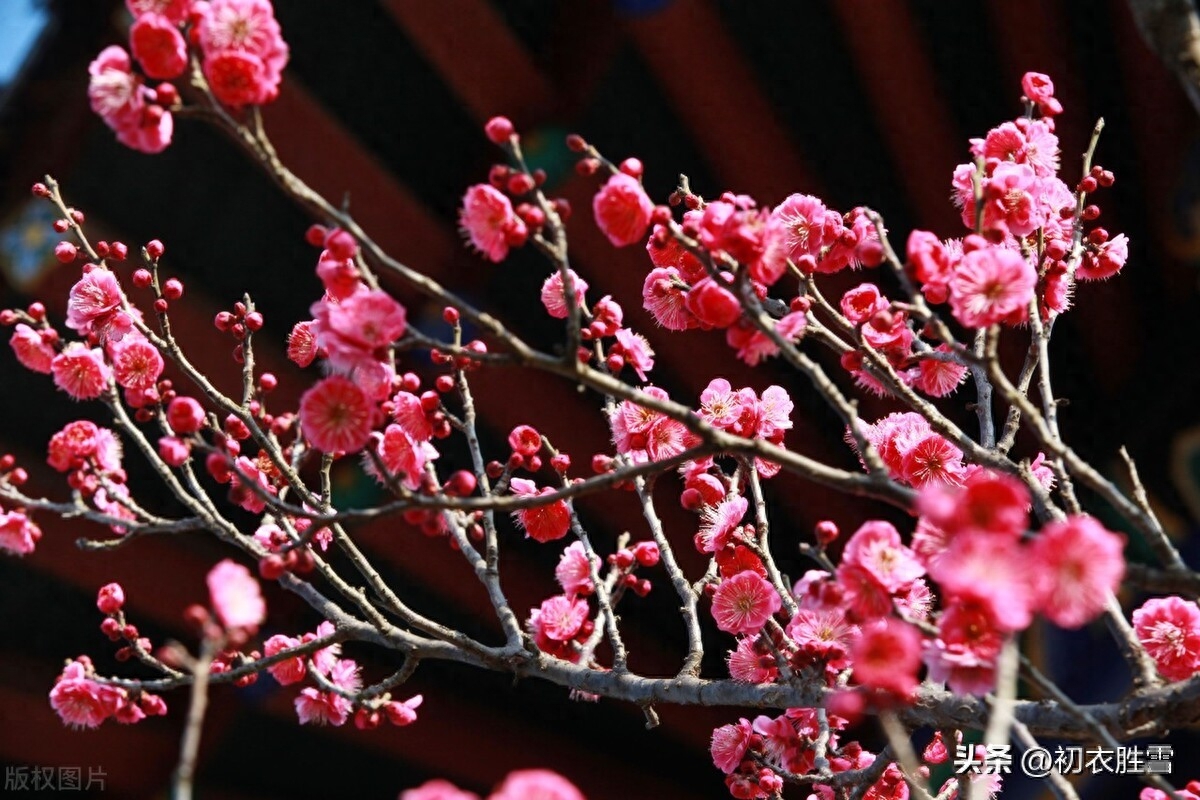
87 0 288 153
9 8 1196 797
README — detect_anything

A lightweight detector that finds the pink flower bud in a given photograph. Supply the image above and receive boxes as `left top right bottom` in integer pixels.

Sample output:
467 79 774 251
167 396 206 434
96 583 125 614
484 116 515 144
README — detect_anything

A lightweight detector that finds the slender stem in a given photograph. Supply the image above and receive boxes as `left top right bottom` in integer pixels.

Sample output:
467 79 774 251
172 640 214 800
635 476 704 677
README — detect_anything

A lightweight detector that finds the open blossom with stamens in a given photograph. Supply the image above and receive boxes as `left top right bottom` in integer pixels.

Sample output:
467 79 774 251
642 266 698 331
67 268 131 343
323 287 408 354
915 345 968 397
49 658 124 729
711 570 781 635
611 328 655 381
300 375 374 454
901 434 966 488
787 608 859 666
769 193 840 265
1133 596 1200 681
540 269 589 319
710 718 754 774
51 344 111 401
727 636 778 683
555 541 595 595
981 162 1041 237
287 320 318 367
109 335 163 390
295 658 360 726
531 595 589 642
698 378 744 431
841 521 925 594
263 634 306 685
459 184 525 263
697 495 748 553
948 245 1036 329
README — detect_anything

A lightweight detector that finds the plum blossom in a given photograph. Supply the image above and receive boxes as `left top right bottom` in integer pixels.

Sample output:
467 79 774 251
924 601 1005 695
402 781 480 800
49 658 124 729
510 478 571 543
1133 596 1200 681
295 658 360 726
727 636 778 683
840 521 925 593
948 245 1036 328
725 311 807 367
593 172 653 247
228 455 275 514
1022 71 1063 116
0 510 41 556
697 495 748 553
531 595 589 641
914 346 968 397
642 266 697 331
130 13 188 80
207 559 266 631
489 769 585 800
929 532 1035 632
300 375 374 453
197 0 289 107
67 268 132 343
460 184 525 262
287 320 318 367
263 634 306 685
850 618 923 697
710 718 754 774
610 328 655 381
711 570 781 635
51 344 112 400
10 323 55 373
1030 515 1124 628
109 335 164 390
540 269 589 319
555 541 595 595
369 424 434 487
88 45 174 153
787 608 859 667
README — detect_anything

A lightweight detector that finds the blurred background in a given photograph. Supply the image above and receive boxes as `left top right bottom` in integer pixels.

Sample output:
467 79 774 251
2 0 1200 797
